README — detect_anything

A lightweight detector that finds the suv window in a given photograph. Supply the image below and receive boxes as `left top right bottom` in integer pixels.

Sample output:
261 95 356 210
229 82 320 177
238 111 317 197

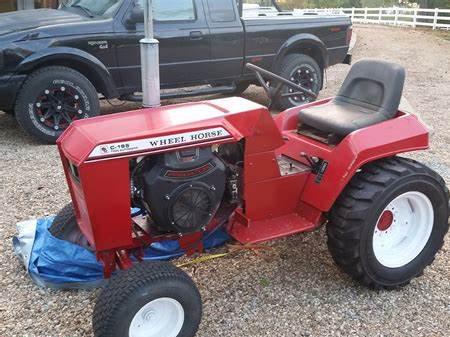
206 0 236 22
137 0 196 22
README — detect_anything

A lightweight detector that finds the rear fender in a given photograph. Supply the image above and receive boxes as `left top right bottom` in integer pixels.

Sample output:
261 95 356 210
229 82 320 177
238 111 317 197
16 47 119 98
278 111 429 212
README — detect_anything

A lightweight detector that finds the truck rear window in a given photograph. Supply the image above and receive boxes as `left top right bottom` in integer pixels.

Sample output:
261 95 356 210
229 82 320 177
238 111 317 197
206 0 236 22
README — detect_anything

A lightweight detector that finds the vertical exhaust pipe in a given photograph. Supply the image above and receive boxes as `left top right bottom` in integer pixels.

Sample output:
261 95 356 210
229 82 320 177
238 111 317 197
140 0 161 108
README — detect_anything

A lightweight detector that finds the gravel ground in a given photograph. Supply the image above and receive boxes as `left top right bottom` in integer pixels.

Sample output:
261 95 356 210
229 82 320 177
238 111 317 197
1 25 450 337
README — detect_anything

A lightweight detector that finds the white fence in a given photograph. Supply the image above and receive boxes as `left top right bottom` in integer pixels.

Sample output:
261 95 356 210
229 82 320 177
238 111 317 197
311 7 450 30
242 5 450 30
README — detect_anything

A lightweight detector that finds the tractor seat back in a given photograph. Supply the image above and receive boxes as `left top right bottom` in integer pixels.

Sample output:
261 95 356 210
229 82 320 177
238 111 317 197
298 59 406 139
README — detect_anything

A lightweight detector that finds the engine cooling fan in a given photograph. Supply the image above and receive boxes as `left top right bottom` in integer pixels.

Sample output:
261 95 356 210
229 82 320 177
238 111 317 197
168 183 215 233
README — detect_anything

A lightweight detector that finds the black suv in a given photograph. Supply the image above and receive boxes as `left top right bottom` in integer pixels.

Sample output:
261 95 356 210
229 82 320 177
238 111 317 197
0 0 351 142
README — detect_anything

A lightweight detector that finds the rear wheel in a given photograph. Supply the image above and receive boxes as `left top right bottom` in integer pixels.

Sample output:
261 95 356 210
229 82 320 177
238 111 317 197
276 54 322 110
327 157 449 289
93 261 202 337
15 66 100 143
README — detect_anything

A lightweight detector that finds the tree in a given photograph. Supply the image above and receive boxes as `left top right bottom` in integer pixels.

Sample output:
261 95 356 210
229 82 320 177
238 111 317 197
419 0 450 8
360 0 397 6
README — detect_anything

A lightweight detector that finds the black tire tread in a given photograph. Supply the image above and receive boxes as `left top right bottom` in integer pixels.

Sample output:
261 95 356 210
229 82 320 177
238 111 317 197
48 202 75 238
327 156 450 289
93 261 201 337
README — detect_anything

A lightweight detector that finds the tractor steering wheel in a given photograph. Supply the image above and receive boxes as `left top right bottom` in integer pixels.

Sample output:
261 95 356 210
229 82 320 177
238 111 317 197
245 63 318 109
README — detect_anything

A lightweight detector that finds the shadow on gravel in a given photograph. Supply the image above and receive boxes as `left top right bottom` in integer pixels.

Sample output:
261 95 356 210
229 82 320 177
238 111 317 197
0 111 45 147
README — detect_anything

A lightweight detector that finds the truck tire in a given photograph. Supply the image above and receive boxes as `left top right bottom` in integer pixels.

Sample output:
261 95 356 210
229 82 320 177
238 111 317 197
93 261 202 337
327 157 449 289
276 54 322 110
15 66 100 143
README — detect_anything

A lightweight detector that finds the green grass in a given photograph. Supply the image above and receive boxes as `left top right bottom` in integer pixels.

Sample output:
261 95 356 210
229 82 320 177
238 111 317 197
259 278 270 287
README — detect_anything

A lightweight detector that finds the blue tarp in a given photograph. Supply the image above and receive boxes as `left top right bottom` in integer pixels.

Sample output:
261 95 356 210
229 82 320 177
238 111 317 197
13 217 229 289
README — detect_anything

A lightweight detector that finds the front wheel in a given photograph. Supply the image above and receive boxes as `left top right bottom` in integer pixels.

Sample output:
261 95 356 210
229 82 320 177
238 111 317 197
15 66 100 143
327 157 449 289
93 261 202 337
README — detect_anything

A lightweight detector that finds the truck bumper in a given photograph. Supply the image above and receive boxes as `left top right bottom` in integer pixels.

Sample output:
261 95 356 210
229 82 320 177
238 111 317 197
327 46 350 68
0 74 26 112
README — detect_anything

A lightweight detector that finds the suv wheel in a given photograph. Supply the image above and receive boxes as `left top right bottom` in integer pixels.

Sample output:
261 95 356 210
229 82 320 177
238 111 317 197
15 66 100 143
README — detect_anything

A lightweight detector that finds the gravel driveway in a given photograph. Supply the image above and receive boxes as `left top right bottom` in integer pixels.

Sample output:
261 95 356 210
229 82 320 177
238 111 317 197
1 25 449 337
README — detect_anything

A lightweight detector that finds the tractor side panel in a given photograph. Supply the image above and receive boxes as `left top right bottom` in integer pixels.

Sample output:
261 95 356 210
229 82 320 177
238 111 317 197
244 174 309 220
78 158 133 251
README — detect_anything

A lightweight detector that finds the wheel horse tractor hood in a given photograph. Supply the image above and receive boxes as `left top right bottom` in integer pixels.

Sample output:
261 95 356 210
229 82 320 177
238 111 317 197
57 97 284 252
58 97 280 166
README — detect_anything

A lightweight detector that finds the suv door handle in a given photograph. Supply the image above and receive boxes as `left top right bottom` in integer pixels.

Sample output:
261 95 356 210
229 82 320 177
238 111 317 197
190 31 203 40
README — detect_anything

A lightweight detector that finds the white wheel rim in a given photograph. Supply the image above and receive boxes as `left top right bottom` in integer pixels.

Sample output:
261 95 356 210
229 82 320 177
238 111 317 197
372 191 434 268
129 298 184 337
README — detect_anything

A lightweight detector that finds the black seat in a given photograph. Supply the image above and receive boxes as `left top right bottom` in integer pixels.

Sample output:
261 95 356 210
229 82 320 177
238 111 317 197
298 59 405 137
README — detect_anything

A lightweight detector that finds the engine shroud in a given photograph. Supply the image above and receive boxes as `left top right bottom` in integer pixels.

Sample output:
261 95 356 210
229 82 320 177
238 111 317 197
142 147 226 233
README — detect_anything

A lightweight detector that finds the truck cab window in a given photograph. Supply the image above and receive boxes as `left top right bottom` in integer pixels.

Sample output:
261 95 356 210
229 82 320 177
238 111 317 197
137 0 196 22
206 0 236 22
61 0 123 18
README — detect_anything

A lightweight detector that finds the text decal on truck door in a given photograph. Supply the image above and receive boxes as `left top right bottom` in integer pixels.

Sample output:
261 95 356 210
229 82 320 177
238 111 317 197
89 127 231 159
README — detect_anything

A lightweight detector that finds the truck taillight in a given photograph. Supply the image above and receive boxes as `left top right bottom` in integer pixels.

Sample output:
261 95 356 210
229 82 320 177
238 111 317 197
346 26 353 46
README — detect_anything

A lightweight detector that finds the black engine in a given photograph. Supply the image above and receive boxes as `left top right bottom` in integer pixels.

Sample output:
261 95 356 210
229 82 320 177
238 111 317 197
133 147 227 234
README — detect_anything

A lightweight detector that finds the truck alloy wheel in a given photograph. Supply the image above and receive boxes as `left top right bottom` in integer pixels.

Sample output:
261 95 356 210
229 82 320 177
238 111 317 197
327 157 450 289
276 54 322 110
286 64 320 105
93 261 202 337
34 84 86 132
15 66 100 143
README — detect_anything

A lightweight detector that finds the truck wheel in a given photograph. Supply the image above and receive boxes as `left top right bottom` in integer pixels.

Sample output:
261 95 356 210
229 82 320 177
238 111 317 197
93 261 202 337
276 54 322 110
15 66 100 143
327 157 449 289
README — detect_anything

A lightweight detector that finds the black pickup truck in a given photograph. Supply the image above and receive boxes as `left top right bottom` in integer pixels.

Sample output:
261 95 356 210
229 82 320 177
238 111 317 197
0 0 352 142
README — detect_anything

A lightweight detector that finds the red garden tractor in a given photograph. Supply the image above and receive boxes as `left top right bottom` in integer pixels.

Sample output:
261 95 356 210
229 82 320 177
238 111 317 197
53 59 449 337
